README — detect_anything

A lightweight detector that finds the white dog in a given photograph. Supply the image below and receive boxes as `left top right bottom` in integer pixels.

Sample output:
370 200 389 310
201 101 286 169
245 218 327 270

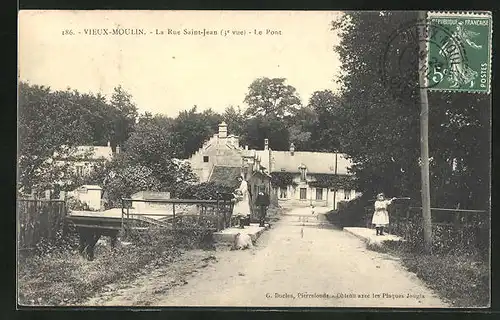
231 232 253 250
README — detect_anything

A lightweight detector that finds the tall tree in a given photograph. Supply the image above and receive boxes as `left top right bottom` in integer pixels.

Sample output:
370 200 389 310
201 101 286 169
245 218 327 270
241 77 306 150
243 77 301 119
222 105 246 137
125 114 179 164
242 116 290 151
287 106 316 151
18 83 93 193
72 91 117 146
332 11 426 198
110 85 138 149
124 113 199 191
332 11 490 209
171 106 221 158
308 90 341 152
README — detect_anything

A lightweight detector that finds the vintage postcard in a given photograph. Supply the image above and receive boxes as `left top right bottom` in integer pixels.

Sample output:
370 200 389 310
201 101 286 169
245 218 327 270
17 10 491 308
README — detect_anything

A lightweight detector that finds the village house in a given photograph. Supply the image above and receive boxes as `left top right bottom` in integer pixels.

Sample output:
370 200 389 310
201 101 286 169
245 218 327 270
53 142 116 178
186 122 272 216
258 143 361 209
34 142 117 201
188 122 360 210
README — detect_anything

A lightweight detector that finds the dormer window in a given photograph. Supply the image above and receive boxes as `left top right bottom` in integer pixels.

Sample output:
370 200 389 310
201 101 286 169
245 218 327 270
299 164 307 181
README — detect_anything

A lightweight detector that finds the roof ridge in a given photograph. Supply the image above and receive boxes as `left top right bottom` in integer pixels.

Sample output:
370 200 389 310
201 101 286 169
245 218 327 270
213 164 241 168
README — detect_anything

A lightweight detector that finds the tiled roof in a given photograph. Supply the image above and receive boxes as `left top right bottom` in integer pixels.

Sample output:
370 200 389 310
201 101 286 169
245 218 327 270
75 146 113 160
55 145 113 161
270 151 353 175
209 166 241 188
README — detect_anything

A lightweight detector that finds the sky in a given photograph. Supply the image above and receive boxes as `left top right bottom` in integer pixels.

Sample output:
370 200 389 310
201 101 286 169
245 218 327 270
19 10 343 117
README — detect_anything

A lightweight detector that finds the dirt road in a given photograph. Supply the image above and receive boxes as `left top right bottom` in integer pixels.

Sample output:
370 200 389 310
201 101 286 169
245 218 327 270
85 207 448 307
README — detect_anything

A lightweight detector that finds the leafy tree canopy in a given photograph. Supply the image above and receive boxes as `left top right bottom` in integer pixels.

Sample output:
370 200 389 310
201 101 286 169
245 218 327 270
244 77 302 119
331 11 489 208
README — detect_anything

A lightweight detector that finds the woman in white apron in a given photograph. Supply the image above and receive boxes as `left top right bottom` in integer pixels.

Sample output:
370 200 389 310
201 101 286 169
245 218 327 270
233 175 251 228
372 193 396 236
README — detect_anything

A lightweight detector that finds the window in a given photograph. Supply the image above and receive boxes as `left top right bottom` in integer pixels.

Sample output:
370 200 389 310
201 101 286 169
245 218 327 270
300 188 307 200
279 187 287 199
203 156 209 163
76 165 84 176
316 188 323 200
344 190 351 200
301 170 306 181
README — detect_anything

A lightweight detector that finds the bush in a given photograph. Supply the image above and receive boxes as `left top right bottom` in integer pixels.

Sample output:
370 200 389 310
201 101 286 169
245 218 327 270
326 195 372 228
18 241 181 306
18 223 217 306
67 196 90 211
175 182 234 200
392 216 489 257
33 226 79 256
104 164 162 208
123 218 216 251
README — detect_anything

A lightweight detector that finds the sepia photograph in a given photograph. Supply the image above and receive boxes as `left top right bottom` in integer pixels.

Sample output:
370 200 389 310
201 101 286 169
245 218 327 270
17 10 491 308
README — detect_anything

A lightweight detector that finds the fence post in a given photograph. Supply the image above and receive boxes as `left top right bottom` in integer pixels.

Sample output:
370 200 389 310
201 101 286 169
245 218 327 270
198 205 202 225
121 198 125 234
172 203 176 238
216 193 221 229
62 200 69 237
47 201 53 240
126 201 130 220
462 211 468 247
405 206 411 241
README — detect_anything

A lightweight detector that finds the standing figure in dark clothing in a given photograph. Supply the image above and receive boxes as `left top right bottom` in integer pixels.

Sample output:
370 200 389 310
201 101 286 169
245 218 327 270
255 189 270 227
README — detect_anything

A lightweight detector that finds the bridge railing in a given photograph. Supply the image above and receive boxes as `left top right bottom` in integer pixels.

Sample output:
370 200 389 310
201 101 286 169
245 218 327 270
120 195 236 233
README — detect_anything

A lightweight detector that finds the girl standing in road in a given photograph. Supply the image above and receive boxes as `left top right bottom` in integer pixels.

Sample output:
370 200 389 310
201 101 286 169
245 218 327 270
372 193 396 236
232 175 251 228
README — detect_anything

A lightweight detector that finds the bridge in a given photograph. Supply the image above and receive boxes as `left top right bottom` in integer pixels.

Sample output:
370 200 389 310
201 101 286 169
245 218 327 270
66 195 235 260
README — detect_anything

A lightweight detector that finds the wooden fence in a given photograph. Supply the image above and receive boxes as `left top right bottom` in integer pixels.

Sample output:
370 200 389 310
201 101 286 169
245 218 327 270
17 199 68 250
362 199 489 253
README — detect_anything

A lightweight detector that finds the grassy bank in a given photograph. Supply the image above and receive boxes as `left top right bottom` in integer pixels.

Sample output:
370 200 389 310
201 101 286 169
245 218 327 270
18 207 284 306
367 242 489 308
18 243 181 305
17 227 210 306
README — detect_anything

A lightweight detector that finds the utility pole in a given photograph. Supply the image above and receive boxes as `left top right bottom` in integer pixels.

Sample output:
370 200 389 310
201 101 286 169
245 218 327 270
418 10 433 254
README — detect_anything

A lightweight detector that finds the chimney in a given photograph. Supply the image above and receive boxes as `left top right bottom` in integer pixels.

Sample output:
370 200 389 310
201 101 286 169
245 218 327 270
116 145 120 154
264 139 269 150
245 145 248 150
107 141 111 147
218 121 228 139
290 143 295 156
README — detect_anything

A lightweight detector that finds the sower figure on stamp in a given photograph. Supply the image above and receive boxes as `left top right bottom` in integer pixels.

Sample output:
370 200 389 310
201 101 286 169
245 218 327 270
255 188 270 227
232 175 251 229
372 193 396 236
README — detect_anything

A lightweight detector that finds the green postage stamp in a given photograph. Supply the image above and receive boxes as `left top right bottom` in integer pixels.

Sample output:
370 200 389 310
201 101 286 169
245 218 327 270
426 12 492 93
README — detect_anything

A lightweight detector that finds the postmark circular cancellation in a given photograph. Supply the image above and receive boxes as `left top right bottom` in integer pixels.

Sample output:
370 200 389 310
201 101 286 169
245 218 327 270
379 11 492 96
